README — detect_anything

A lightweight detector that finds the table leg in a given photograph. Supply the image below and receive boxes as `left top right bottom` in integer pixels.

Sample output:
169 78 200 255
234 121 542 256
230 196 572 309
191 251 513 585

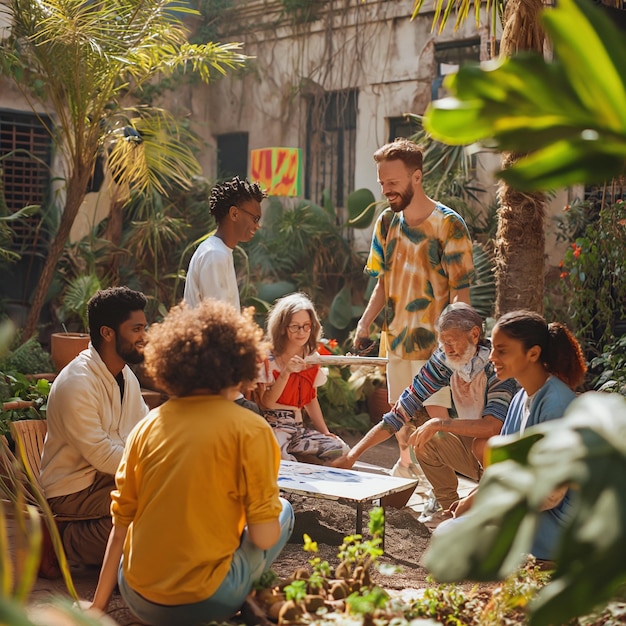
356 502 363 535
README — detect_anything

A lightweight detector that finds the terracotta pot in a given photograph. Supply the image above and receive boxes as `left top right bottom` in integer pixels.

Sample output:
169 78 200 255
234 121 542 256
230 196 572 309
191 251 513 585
50 332 90 372
366 386 392 424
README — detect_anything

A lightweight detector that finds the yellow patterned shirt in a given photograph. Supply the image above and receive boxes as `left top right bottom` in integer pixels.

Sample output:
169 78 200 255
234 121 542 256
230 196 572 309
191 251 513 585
365 205 474 360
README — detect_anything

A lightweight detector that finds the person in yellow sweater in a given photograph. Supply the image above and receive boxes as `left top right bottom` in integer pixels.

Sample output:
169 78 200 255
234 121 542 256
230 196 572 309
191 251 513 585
89 300 294 625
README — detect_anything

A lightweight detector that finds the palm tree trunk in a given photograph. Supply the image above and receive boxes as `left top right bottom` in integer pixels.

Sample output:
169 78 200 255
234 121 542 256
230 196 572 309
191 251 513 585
495 152 546 316
494 0 547 317
22 172 90 340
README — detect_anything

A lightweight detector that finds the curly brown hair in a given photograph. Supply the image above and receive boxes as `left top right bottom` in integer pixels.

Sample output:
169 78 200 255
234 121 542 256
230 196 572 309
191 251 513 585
143 300 268 397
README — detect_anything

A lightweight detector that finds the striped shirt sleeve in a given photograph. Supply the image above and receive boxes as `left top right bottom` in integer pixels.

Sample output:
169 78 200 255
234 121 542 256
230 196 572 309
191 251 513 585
382 348 452 432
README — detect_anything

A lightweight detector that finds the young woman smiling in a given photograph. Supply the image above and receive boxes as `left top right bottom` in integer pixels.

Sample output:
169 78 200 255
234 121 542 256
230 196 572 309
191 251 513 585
257 292 349 465
448 309 587 561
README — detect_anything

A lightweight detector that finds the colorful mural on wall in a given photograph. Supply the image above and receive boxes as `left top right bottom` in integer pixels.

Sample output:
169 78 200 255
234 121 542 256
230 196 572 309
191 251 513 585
250 147 302 196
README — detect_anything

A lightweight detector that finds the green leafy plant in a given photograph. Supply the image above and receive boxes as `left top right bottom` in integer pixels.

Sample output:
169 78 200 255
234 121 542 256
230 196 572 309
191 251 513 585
477 559 551 626
405 575 471 625
422 392 626 626
2 0 249 341
315 339 372 434
0 372 50 438
57 274 102 333
0 336 53 375
336 507 385 580
558 197 626 356
469 241 496 320
243 189 377 337
423 0 626 191
284 579 308 604
590 335 626 397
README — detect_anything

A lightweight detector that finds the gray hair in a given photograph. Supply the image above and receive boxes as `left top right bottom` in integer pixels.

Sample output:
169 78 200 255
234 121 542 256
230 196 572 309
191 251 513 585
436 302 486 344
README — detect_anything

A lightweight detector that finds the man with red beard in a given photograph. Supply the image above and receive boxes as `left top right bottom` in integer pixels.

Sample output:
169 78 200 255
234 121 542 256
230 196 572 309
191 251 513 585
354 138 475 485
40 287 149 568
337 303 518 529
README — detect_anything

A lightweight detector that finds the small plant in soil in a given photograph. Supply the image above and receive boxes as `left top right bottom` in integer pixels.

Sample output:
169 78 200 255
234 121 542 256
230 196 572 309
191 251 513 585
255 508 388 624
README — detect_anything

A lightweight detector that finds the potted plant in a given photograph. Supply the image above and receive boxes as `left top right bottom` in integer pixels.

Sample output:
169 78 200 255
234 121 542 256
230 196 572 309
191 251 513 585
50 274 101 372
348 363 390 424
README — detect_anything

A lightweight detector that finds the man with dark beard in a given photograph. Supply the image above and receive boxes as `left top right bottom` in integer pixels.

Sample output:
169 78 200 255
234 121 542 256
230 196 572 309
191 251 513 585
336 304 518 530
354 138 475 483
40 287 149 568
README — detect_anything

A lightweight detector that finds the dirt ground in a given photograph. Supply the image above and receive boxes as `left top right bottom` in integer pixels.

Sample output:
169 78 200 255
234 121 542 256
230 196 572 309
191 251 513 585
272 433 433 592
26 434 449 625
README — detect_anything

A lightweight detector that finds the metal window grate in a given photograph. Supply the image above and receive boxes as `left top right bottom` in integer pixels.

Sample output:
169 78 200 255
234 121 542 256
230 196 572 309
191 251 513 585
305 89 357 210
0 110 53 253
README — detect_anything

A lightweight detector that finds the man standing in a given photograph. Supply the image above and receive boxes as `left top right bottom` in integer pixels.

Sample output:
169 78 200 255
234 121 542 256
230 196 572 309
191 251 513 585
40 286 149 566
354 138 475 480
337 303 517 529
184 176 265 310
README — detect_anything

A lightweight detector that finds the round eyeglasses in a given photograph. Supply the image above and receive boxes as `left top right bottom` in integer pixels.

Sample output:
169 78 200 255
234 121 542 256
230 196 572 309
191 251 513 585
287 323 312 334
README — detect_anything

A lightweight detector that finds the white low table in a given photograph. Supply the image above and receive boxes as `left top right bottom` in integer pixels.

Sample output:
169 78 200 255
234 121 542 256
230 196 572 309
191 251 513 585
278 460 418 536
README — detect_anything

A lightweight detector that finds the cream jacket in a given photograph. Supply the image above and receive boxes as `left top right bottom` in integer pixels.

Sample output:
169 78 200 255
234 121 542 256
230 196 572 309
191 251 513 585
40 344 148 498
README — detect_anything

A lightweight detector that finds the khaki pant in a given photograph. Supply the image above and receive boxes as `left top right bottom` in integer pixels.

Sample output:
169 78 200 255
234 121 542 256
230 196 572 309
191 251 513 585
47 472 115 565
413 432 481 510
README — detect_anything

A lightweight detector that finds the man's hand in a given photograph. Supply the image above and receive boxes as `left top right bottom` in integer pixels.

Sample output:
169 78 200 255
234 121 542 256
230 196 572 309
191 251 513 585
409 418 442 451
353 332 374 355
450 489 477 518
331 454 355 469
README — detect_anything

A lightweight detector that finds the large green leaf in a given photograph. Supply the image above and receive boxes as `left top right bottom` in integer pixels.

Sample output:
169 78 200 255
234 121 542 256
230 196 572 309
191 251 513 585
422 392 626 625
256 281 296 304
423 0 626 190
346 188 377 229
328 283 353 330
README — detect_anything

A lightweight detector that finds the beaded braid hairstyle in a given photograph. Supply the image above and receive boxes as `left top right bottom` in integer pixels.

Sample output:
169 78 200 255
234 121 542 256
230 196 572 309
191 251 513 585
494 310 587 390
209 176 266 223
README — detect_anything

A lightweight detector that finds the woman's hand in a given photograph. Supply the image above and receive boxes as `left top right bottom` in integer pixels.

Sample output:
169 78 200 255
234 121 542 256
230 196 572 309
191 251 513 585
282 355 307 374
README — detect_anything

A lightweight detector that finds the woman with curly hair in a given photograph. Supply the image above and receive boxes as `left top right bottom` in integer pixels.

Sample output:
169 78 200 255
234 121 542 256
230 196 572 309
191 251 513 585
90 300 294 625
446 309 587 561
257 292 349 465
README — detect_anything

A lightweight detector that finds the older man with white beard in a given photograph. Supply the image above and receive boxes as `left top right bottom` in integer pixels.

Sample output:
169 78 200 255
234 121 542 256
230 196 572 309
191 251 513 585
334 303 518 528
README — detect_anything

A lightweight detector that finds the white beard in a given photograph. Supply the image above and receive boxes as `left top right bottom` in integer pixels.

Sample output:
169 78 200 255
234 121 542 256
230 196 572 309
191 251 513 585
446 344 491 383
445 342 478 372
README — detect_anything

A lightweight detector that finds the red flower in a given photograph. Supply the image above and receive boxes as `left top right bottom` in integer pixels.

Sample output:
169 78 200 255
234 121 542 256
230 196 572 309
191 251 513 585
329 339 338 349
573 247 581 258
560 272 568 279
563 204 570 211
317 342 332 355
